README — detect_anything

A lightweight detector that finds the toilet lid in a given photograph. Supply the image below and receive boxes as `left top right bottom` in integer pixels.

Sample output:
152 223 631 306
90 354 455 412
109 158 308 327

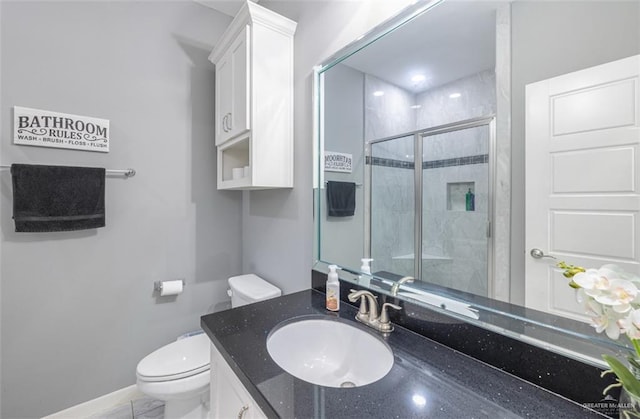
136 333 210 382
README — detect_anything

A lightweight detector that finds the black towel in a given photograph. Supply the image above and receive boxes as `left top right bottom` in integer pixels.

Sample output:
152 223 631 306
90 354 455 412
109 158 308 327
327 181 356 217
11 164 106 232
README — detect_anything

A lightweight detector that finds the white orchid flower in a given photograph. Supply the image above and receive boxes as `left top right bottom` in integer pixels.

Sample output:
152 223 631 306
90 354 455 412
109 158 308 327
575 288 586 304
594 279 638 313
617 309 640 340
573 268 613 296
601 264 637 280
573 267 638 310
561 262 640 340
586 299 621 340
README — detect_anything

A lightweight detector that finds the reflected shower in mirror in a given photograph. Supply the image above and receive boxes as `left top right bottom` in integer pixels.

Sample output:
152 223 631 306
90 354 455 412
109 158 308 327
314 0 640 367
370 119 493 299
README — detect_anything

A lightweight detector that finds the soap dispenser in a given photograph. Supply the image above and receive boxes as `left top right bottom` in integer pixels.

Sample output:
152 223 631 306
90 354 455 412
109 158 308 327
360 258 373 275
465 188 475 211
326 265 341 312
359 258 374 287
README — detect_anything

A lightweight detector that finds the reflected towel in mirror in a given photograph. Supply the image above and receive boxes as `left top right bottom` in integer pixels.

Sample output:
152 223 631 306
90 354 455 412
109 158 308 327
327 181 356 217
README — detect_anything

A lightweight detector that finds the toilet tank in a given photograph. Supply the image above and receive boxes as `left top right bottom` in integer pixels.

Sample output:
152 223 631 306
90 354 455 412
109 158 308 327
228 274 281 308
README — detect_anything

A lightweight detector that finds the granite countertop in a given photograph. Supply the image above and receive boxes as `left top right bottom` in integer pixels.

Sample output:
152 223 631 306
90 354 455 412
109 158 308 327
201 289 605 418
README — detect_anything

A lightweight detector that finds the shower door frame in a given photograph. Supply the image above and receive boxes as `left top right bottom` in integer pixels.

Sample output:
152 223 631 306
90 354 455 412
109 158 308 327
366 115 496 297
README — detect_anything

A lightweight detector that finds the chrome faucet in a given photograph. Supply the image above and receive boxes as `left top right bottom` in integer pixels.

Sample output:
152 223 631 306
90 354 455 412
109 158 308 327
348 290 378 322
390 276 415 296
348 289 402 333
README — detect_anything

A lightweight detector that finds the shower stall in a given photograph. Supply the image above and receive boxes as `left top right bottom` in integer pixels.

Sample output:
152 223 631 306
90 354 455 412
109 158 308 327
368 116 494 298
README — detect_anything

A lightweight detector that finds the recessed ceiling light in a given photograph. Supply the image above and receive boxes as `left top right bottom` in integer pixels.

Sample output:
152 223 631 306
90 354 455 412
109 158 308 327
373 91 385 97
412 394 427 407
449 92 461 99
410 105 421 109
411 74 426 83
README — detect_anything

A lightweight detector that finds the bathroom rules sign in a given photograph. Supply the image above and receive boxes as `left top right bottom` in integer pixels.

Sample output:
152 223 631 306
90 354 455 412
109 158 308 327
13 106 110 153
324 151 352 173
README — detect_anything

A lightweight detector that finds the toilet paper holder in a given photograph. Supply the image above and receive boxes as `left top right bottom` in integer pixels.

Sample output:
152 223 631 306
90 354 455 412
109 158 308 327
154 279 186 293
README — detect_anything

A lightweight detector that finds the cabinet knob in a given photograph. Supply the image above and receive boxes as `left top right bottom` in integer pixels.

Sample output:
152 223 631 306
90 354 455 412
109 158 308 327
237 405 249 419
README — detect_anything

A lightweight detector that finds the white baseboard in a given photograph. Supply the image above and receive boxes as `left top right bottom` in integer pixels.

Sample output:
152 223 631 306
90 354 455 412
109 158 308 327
43 384 142 419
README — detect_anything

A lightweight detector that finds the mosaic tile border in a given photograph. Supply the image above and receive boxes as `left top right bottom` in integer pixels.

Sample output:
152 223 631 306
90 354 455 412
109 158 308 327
366 154 489 170
366 156 414 169
424 154 489 169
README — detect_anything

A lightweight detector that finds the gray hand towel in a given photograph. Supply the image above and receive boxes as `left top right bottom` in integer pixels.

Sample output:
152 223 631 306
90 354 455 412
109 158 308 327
11 164 106 232
327 181 356 217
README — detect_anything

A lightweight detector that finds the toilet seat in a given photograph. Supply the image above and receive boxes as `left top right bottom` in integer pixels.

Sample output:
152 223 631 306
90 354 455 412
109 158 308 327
137 333 210 382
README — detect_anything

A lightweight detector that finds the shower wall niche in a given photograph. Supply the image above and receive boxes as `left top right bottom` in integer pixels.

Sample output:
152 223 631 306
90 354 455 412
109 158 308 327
447 182 475 211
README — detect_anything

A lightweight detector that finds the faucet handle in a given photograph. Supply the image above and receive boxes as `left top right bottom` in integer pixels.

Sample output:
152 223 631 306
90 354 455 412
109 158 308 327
379 302 402 331
349 289 371 319
390 276 415 296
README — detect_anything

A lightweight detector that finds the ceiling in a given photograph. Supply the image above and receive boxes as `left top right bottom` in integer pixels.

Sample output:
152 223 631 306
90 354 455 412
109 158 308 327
194 0 260 17
196 0 501 93
342 1 501 93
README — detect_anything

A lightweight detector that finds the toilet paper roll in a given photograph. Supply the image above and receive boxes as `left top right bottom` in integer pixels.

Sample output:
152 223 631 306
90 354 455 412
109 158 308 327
160 280 183 296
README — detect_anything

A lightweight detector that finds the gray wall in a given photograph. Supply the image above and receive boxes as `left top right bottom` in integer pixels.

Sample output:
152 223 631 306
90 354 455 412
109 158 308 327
510 1 640 304
0 2 237 417
320 64 365 270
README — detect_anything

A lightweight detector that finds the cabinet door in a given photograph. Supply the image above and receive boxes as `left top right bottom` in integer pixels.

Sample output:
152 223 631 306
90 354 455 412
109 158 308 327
211 344 267 419
216 371 254 419
215 53 233 145
215 26 250 145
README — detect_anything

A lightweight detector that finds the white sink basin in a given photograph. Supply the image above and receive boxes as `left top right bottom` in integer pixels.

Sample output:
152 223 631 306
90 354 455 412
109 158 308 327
266 316 393 388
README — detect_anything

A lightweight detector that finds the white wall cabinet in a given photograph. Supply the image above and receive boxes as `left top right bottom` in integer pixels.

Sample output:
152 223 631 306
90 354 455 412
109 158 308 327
209 2 297 190
210 343 267 419
214 27 249 146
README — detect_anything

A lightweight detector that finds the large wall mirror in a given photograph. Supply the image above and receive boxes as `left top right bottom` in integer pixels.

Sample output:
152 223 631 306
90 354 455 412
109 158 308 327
313 0 640 367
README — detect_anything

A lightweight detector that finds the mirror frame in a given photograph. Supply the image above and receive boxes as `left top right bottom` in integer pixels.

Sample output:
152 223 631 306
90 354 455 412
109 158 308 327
312 0 631 368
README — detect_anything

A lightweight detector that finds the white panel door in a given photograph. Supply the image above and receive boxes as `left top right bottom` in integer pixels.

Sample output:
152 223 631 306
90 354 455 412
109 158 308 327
525 55 640 322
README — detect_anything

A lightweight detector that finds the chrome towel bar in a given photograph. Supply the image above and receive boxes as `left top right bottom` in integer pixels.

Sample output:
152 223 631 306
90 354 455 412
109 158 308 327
1 164 136 177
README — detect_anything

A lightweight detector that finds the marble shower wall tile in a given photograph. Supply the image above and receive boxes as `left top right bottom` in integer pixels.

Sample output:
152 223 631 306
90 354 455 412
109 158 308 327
370 164 414 275
493 3 512 303
415 69 496 130
365 74 416 149
424 126 489 162
422 162 489 297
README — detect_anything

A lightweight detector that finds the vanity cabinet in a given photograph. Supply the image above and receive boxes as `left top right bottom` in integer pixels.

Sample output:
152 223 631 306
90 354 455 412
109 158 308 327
209 2 296 190
210 343 266 419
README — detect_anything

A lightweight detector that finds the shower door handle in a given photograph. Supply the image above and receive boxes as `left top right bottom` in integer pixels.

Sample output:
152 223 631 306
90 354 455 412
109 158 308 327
530 248 556 260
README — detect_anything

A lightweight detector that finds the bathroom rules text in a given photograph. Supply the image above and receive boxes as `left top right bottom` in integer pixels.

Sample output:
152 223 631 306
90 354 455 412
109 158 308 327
13 106 110 153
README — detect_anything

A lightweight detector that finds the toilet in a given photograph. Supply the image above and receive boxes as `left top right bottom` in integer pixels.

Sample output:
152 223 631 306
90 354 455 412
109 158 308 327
136 274 281 419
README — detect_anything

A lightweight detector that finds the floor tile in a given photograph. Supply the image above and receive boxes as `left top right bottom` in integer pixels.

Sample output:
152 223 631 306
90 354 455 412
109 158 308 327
87 402 133 419
134 405 164 419
132 398 163 416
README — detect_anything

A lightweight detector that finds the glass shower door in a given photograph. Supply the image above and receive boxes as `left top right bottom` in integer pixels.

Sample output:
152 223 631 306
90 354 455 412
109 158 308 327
369 134 415 278
421 123 491 297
